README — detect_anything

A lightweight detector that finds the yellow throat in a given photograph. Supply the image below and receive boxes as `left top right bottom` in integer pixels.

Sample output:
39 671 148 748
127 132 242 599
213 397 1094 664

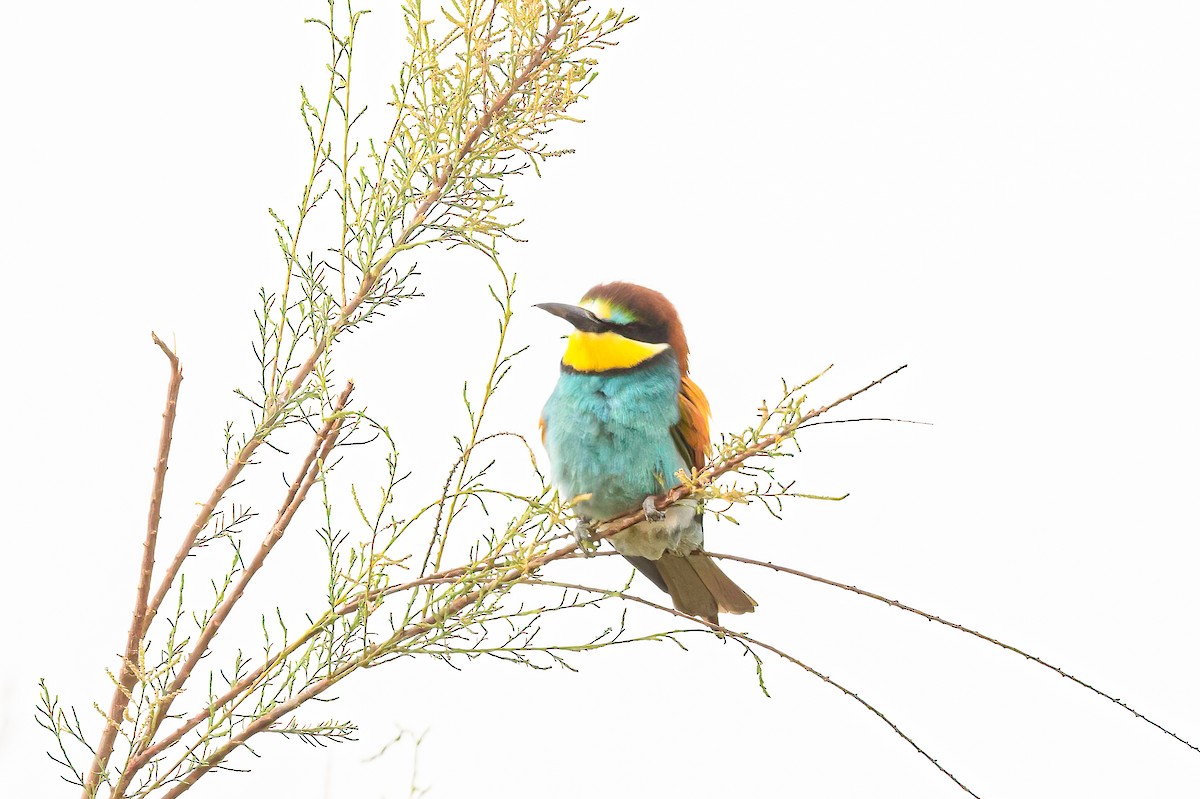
562 331 668 372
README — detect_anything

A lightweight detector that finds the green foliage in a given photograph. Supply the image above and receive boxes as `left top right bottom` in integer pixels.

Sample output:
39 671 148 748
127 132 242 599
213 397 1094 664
60 3 638 797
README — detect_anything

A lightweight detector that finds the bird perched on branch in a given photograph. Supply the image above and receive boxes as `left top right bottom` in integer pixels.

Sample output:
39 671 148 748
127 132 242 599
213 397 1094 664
537 282 756 624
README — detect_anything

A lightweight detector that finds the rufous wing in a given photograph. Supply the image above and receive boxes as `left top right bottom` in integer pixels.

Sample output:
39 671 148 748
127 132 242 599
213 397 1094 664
672 374 712 472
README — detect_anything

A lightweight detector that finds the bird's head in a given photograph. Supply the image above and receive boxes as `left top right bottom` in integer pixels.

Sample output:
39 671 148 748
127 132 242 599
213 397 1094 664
536 282 690 374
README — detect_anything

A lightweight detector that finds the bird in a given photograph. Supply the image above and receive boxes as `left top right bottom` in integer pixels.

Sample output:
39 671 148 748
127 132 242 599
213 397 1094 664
537 281 756 624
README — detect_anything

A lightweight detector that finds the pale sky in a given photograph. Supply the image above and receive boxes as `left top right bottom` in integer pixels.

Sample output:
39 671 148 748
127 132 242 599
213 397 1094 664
4 2 1199 797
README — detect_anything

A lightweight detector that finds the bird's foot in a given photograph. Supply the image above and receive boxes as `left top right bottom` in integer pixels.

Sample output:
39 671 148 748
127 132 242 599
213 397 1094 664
642 495 667 522
573 519 599 557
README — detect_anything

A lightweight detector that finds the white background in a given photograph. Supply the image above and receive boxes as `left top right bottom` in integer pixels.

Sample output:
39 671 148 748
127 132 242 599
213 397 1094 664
3 2 1199 797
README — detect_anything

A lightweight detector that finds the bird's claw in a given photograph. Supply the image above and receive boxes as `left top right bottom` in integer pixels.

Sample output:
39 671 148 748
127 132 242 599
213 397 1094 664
573 520 599 557
642 495 667 522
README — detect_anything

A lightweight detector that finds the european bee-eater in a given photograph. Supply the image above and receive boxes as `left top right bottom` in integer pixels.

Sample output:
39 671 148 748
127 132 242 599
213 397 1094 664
538 282 756 624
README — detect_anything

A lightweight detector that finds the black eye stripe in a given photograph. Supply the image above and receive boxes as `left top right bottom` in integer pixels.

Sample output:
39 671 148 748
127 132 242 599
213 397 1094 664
602 320 669 344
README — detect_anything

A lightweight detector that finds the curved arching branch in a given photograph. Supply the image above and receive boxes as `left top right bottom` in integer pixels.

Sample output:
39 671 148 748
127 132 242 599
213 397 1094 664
523 577 982 798
700 550 1200 755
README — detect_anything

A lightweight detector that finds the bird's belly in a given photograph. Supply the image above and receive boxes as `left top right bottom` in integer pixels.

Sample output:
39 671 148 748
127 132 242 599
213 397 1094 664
550 425 702 559
549 417 670 519
544 381 685 520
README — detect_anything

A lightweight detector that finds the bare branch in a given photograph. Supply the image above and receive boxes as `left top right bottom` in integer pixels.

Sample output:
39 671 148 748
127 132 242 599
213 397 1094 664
84 334 182 797
701 550 1200 754
525 578 981 798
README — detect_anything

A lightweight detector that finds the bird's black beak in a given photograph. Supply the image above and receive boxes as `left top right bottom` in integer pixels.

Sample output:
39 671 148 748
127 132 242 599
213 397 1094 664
534 303 609 333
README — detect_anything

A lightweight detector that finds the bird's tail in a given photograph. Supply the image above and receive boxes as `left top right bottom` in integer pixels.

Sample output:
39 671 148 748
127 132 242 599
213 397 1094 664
646 552 756 625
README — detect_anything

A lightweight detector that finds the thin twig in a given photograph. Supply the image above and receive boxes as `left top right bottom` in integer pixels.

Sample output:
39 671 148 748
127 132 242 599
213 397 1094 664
85 334 182 796
700 550 1200 754
267 0 341 393
365 2 574 282
797 416 932 428
525 578 982 798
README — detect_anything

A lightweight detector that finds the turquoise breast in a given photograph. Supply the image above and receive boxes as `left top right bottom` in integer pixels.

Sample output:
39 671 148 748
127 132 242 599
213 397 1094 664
542 352 687 521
